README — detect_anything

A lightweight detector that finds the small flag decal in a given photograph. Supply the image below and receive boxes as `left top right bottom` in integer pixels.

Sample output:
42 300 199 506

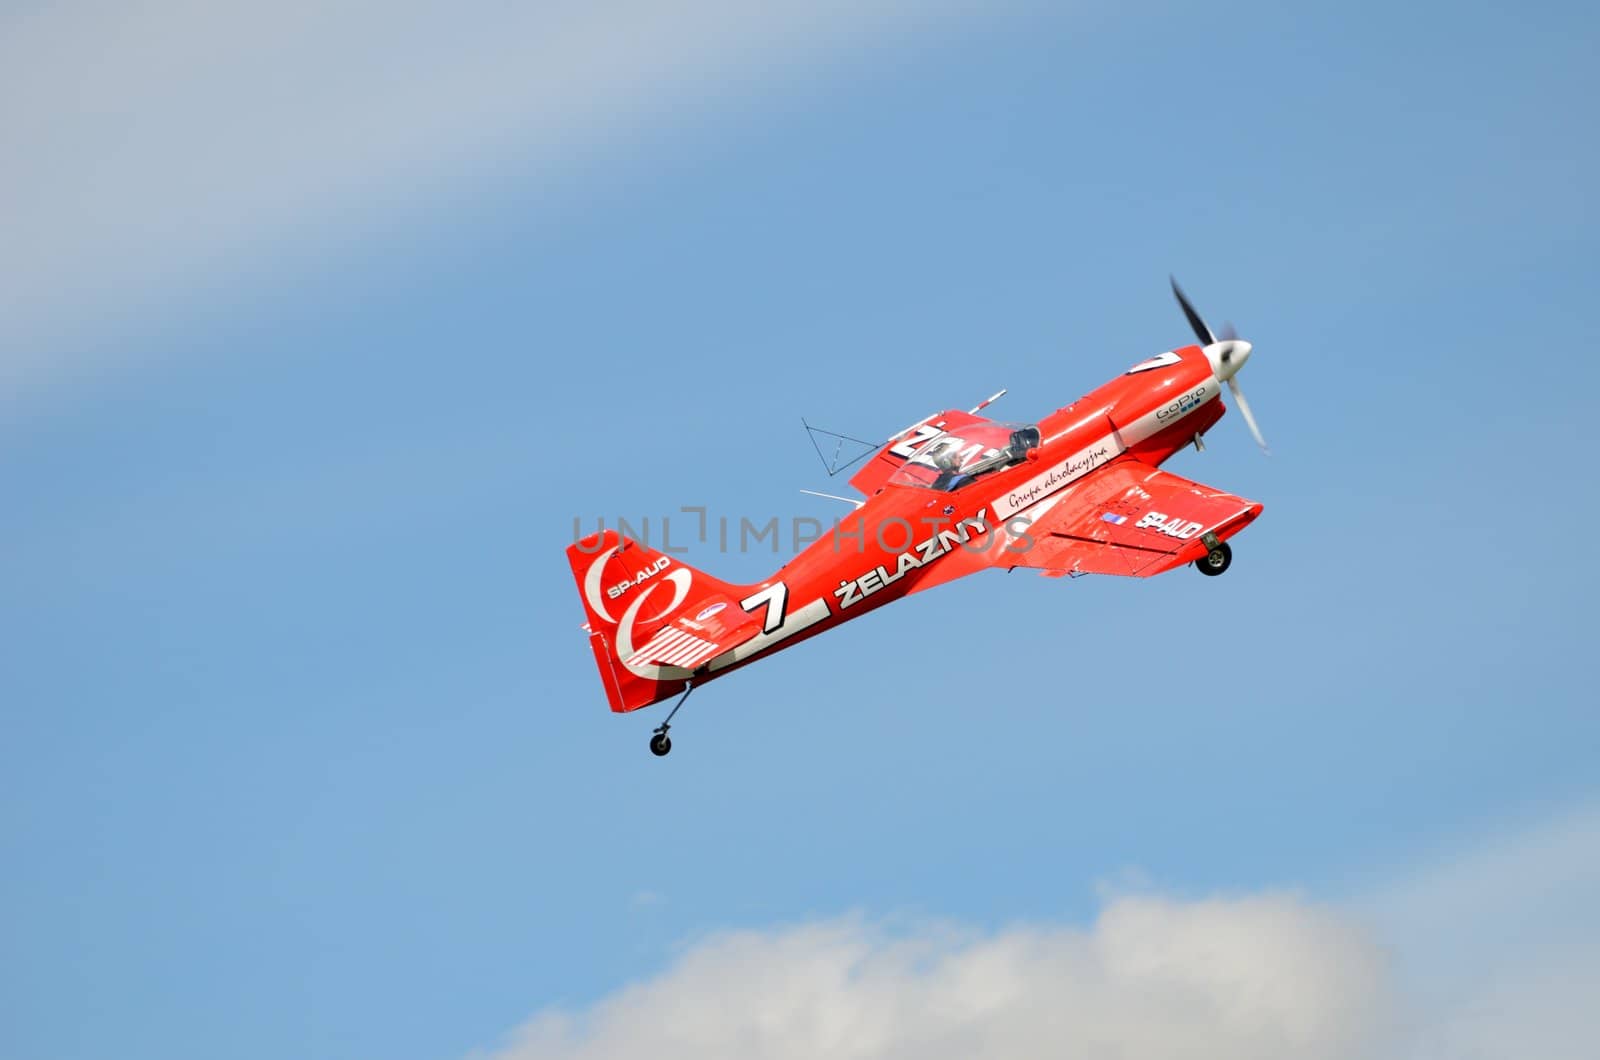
1101 512 1128 525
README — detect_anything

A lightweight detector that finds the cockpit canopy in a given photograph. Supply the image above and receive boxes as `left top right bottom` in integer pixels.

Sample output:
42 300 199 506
888 422 1041 491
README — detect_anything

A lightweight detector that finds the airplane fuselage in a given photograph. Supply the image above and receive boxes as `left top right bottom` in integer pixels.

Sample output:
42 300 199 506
690 343 1230 683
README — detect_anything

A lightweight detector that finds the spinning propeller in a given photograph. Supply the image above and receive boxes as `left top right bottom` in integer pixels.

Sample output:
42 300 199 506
1170 276 1270 454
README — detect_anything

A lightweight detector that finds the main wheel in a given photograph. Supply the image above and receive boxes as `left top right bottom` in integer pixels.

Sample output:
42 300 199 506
1196 540 1232 577
649 732 672 757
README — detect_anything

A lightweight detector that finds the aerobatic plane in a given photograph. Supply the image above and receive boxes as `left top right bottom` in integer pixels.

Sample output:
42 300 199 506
567 280 1268 755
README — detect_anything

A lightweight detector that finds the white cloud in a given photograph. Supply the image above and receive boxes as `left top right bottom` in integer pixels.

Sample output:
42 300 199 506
479 895 1390 1060
0 0 989 411
476 804 1600 1060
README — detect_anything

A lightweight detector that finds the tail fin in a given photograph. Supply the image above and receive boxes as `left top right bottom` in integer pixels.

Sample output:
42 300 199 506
566 529 761 713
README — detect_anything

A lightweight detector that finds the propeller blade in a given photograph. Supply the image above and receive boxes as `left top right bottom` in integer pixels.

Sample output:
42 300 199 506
1170 276 1214 345
1227 377 1270 455
1218 319 1238 342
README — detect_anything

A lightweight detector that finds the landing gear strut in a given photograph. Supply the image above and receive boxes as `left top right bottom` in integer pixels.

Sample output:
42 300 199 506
1196 536 1232 577
649 682 693 757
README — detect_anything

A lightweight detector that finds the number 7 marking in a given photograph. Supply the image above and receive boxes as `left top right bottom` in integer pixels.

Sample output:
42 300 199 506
739 582 789 634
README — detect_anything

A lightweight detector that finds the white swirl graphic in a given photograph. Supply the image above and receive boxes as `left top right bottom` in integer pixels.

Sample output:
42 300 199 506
615 567 694 681
582 544 622 624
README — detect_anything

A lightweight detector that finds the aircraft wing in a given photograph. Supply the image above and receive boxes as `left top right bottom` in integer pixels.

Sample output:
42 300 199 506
622 592 763 671
1000 460 1263 578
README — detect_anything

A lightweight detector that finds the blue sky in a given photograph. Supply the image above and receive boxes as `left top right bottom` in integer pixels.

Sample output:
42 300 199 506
3 2 1598 1058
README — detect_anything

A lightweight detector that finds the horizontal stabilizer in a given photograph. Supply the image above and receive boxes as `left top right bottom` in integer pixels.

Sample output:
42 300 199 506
626 628 723 669
624 592 762 669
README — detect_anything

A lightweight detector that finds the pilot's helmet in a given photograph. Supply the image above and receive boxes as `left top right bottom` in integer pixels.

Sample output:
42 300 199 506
1010 426 1041 454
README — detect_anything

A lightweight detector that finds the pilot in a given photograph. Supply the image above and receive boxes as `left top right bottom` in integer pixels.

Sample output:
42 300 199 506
929 443 966 490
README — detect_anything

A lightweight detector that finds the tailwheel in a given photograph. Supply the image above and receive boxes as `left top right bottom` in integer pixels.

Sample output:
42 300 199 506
1196 540 1232 577
647 682 692 758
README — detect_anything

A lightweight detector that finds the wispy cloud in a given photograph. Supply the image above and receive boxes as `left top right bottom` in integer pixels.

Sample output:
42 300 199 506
0 0 988 410
629 890 666 909
1355 802 1600 1060
474 804 1600 1059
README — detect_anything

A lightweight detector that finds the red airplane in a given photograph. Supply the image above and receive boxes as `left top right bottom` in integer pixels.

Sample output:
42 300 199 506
567 280 1268 756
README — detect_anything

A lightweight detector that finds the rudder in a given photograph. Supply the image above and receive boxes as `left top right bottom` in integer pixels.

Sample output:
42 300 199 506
566 529 759 713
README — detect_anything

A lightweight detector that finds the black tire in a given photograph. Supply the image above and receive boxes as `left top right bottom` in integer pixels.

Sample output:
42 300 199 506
1196 540 1232 577
649 732 672 757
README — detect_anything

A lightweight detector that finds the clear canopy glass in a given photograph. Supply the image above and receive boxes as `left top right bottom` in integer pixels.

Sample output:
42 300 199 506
888 422 1041 491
